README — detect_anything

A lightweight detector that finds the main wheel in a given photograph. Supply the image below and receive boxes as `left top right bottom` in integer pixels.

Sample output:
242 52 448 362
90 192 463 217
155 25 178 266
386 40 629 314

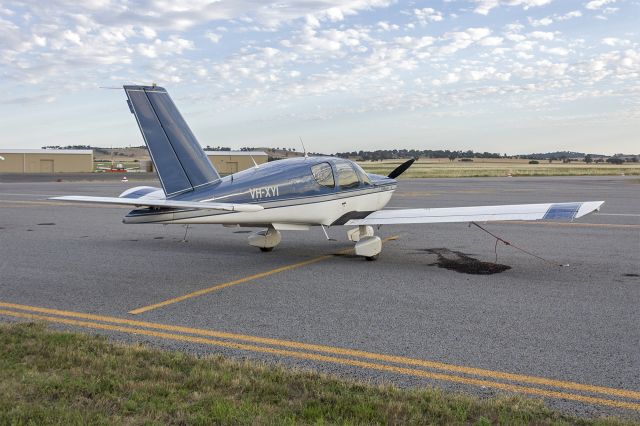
259 247 274 252
365 255 378 261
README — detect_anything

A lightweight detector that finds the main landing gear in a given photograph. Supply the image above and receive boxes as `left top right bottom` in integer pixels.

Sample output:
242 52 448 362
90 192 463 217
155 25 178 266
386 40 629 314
347 225 382 261
248 225 282 252
249 224 382 261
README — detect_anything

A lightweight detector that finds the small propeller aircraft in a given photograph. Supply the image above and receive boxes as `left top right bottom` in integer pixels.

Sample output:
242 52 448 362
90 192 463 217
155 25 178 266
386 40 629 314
52 86 604 260
97 162 140 172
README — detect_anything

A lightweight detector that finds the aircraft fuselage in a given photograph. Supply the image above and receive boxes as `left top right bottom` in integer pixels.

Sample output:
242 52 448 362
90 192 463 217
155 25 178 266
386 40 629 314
122 156 397 228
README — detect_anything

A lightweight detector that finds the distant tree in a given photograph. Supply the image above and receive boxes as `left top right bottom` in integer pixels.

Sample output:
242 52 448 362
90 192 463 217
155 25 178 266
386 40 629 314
584 154 593 164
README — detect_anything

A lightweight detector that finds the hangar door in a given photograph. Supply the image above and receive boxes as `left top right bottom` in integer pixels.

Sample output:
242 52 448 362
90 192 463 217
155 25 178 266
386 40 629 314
40 159 54 172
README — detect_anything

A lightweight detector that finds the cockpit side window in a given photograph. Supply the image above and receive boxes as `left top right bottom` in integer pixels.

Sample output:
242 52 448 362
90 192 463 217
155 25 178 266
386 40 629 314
352 163 372 185
335 161 360 190
311 162 335 188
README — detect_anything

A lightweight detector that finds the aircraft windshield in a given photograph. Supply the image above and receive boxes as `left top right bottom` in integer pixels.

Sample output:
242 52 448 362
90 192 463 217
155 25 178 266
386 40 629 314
311 162 335 188
335 162 360 189
352 163 372 185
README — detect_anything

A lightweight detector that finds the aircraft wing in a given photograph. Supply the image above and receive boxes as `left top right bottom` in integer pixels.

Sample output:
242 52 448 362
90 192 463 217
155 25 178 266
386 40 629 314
345 201 604 225
50 196 263 212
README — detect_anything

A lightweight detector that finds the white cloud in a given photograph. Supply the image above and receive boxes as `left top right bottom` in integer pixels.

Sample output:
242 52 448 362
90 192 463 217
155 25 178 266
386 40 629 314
414 8 443 25
585 0 616 10
529 16 553 26
141 26 157 39
529 31 554 40
478 36 503 46
63 30 82 45
515 41 536 51
473 0 553 15
376 21 398 31
205 31 221 43
33 34 47 47
506 33 526 42
540 46 569 56
325 7 344 22
601 37 628 46
440 27 491 55
136 36 194 58
557 10 582 20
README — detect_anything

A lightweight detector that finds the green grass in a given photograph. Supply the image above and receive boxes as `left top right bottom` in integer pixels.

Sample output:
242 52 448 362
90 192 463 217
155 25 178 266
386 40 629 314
0 322 634 425
358 161 640 178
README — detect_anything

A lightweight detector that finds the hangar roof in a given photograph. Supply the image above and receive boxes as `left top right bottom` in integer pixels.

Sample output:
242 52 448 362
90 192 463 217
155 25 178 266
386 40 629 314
0 149 93 155
205 151 268 156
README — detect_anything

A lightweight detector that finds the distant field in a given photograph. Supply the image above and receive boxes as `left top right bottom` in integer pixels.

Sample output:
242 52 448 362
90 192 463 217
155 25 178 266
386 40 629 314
358 159 640 178
89 157 640 177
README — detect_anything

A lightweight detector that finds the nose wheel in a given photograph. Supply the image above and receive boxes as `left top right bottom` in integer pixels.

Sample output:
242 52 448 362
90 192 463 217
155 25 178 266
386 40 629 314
349 225 382 260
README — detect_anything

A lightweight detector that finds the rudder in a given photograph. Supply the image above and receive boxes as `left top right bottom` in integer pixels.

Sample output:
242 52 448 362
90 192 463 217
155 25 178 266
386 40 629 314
124 85 220 197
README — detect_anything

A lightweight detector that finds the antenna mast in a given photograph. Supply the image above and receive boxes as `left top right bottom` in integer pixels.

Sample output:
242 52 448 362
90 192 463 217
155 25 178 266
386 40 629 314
299 136 308 159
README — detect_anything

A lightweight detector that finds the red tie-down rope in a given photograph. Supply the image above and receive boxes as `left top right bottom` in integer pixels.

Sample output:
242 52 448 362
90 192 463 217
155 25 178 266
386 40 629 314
470 222 569 267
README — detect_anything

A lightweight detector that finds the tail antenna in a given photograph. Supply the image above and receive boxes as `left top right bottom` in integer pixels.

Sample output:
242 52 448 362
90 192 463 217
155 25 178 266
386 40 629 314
299 136 308 159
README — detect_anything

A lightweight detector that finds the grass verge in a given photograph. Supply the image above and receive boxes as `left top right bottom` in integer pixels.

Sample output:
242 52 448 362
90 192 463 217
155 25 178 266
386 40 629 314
0 322 634 425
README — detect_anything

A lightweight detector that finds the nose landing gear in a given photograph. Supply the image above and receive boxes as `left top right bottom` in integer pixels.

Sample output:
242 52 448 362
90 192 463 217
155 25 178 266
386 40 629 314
348 225 382 261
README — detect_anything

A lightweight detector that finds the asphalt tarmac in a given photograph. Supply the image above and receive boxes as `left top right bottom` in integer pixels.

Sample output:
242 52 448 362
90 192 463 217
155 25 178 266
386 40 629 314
1 175 639 419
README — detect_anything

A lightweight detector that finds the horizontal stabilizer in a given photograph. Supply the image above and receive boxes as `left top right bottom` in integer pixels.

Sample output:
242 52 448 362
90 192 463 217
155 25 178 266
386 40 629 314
345 201 604 225
51 196 263 212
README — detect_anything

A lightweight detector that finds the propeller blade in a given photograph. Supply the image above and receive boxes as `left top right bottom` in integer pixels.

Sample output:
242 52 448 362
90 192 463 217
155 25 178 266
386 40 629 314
387 158 416 179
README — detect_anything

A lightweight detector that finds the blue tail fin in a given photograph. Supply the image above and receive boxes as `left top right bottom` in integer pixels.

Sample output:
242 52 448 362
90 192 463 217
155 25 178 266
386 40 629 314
124 85 220 197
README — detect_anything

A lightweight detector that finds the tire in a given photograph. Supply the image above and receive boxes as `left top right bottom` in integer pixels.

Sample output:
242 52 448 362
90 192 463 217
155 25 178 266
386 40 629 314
259 247 274 252
365 255 378 261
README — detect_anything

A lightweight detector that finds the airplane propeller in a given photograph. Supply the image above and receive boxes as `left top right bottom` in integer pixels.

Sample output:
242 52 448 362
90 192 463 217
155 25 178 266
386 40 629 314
387 158 416 179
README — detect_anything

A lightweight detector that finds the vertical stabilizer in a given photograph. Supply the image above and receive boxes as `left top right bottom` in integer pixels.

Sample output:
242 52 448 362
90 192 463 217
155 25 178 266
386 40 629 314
124 85 220 197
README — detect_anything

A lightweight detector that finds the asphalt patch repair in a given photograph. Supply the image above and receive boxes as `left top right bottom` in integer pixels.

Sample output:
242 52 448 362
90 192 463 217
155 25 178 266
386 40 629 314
425 248 511 275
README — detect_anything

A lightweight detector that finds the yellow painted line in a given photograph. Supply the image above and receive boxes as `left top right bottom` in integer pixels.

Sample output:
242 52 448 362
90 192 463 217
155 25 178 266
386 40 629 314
128 235 400 315
1 308 638 411
1 300 638 401
494 221 640 229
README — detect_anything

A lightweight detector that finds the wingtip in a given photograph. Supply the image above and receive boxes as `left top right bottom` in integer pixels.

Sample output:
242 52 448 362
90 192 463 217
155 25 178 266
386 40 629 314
576 201 605 218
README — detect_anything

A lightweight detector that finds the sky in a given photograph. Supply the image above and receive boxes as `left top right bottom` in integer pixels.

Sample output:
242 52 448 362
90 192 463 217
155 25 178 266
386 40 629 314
0 0 638 155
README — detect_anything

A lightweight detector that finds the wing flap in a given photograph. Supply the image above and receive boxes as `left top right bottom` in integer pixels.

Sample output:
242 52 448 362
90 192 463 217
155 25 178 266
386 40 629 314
345 201 604 225
50 196 263 212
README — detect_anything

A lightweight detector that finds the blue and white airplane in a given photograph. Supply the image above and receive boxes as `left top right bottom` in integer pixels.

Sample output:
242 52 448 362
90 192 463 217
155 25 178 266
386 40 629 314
53 85 604 260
